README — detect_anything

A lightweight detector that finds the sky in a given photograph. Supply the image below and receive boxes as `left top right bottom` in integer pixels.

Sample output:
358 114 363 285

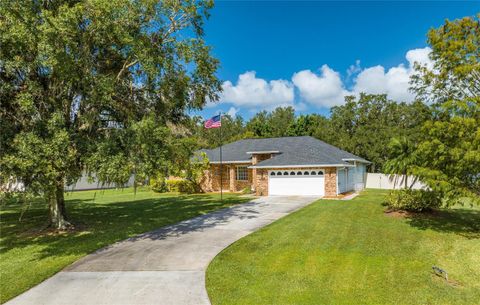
193 1 480 119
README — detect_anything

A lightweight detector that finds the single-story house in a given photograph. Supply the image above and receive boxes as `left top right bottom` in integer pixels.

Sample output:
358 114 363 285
198 136 370 197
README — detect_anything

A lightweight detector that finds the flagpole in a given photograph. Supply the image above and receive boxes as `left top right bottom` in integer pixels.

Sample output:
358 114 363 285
219 113 223 202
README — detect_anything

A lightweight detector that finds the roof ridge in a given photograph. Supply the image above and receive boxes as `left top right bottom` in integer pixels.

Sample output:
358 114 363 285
242 135 311 141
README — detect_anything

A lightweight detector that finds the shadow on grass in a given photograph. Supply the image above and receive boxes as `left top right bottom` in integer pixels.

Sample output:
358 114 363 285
405 208 480 239
0 193 251 261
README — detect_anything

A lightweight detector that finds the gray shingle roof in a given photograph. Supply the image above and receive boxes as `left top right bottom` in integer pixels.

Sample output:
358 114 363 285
198 136 369 167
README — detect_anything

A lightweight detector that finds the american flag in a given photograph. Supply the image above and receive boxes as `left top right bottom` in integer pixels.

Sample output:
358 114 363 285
204 114 221 129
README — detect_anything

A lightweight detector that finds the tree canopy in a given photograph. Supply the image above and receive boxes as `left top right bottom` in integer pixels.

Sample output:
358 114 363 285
0 0 220 228
409 14 480 205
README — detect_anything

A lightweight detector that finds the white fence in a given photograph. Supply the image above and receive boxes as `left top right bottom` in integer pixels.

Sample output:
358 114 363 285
365 173 427 190
65 174 135 191
2 174 135 192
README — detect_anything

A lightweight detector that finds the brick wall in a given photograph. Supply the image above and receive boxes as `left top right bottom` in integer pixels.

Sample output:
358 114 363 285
251 154 272 191
200 164 253 193
324 167 337 196
255 168 269 196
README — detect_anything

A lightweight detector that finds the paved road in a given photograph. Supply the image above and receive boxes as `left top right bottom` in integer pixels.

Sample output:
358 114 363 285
7 196 319 305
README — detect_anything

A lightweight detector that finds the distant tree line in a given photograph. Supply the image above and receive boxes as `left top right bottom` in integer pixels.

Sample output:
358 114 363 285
187 94 432 173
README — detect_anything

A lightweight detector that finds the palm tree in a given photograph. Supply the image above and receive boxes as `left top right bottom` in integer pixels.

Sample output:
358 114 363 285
383 137 418 189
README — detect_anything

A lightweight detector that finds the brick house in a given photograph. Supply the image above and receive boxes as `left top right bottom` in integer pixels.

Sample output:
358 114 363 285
198 136 370 197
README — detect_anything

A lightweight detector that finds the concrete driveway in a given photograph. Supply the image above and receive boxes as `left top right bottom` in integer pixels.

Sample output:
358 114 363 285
6 196 320 305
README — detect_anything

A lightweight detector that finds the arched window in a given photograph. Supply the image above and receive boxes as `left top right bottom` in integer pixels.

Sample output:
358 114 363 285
304 171 309 175
270 172 276 176
290 171 295 175
297 171 302 175
318 170 324 175
283 171 289 176
311 171 317 175
277 172 282 176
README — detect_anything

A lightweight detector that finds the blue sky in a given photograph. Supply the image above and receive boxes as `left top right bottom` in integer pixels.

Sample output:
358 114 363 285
193 1 479 119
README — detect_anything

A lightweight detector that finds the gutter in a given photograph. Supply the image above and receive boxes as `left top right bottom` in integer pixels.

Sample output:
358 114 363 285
209 160 252 164
342 158 372 164
249 164 355 169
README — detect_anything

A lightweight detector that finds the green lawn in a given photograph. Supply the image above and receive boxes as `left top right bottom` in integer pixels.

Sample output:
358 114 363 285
0 188 248 304
207 189 480 305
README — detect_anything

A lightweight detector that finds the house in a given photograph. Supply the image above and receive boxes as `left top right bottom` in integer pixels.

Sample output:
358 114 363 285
198 136 370 197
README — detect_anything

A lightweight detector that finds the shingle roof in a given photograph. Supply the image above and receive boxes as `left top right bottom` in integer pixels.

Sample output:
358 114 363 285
198 136 369 167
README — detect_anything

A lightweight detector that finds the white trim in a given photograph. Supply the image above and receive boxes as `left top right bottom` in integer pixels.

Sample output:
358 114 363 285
210 160 251 164
246 150 280 154
235 165 249 181
250 164 354 169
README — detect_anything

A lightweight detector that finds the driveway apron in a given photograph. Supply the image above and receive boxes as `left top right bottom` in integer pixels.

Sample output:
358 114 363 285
6 196 319 305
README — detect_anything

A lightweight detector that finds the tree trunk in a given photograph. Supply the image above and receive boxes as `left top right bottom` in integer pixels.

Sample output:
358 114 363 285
404 170 408 189
49 180 72 230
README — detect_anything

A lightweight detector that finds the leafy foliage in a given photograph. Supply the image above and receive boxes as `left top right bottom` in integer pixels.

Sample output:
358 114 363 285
409 15 480 205
383 189 442 212
166 179 199 194
411 14 480 103
0 0 220 228
150 174 168 193
383 137 418 188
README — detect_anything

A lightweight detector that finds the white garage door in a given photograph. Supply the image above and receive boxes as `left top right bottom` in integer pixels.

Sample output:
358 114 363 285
268 170 325 196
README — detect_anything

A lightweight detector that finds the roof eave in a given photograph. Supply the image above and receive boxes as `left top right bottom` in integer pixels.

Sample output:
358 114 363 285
249 164 355 169
210 160 252 164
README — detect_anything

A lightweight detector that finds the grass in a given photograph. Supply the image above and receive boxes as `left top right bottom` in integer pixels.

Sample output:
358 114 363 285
0 188 248 304
206 189 480 305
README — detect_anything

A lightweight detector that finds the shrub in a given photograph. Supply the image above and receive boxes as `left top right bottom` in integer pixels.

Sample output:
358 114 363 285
150 175 167 193
241 186 253 194
166 179 200 194
384 189 442 212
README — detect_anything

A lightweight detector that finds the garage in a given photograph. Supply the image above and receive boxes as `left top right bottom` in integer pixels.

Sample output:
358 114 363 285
268 170 325 196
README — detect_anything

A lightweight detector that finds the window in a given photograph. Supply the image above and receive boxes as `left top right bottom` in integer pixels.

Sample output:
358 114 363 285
290 171 295 175
270 172 276 176
236 166 248 181
311 171 317 175
297 171 302 175
318 170 324 176
304 171 310 175
283 171 289 176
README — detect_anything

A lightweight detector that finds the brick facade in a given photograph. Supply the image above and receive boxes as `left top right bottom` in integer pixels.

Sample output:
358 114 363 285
255 168 269 196
201 163 339 197
200 163 252 193
251 153 272 191
324 167 337 197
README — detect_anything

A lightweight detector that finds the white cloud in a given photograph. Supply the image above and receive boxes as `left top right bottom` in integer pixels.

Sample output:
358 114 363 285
226 106 239 118
353 64 414 102
406 47 433 70
347 60 361 78
292 65 350 108
352 47 432 102
219 71 294 109
214 47 434 112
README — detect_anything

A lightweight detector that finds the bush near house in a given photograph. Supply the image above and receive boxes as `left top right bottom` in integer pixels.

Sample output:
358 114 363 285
150 175 168 193
384 189 442 212
166 179 200 194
